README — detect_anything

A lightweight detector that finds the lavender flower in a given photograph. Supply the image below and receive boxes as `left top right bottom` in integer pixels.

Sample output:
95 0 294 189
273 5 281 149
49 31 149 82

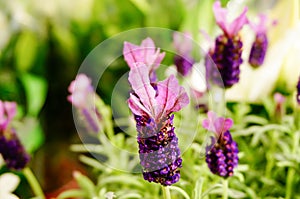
123 37 165 82
297 77 300 105
248 14 272 68
206 1 248 88
173 32 195 76
126 60 189 185
0 101 30 170
202 111 238 178
68 74 101 133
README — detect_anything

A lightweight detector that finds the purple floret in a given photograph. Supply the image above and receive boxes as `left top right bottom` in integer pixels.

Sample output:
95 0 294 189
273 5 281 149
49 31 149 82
136 115 182 186
249 33 268 67
0 130 30 170
206 35 243 88
206 131 239 178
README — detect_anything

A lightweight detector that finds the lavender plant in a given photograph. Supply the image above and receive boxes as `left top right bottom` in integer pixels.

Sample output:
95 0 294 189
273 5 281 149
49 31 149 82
124 38 189 186
248 14 271 68
205 1 248 88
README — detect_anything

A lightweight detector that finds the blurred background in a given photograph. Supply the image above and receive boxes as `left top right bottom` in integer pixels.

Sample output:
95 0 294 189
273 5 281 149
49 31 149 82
0 0 298 196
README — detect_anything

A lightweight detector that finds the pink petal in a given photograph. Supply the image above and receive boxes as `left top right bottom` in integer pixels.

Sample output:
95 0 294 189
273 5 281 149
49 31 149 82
173 32 193 55
128 93 152 116
128 63 156 117
228 6 248 36
123 38 165 72
249 14 270 34
151 50 165 71
214 117 225 136
67 74 94 108
4 102 17 121
141 37 156 58
123 42 142 69
202 111 233 135
213 1 248 36
0 101 17 130
224 118 233 131
213 1 228 34
0 101 4 125
155 75 189 119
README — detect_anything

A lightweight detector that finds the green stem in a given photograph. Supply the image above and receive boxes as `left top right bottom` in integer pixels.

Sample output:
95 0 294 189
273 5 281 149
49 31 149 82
285 130 299 199
223 179 228 199
285 168 295 199
23 167 45 199
162 186 172 199
266 130 279 178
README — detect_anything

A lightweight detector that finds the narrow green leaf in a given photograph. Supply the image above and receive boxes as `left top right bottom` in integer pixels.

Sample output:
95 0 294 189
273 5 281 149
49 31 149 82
57 189 86 199
19 73 47 116
15 31 38 72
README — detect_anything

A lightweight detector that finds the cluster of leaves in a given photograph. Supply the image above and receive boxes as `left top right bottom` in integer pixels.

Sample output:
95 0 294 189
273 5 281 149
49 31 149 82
58 92 300 198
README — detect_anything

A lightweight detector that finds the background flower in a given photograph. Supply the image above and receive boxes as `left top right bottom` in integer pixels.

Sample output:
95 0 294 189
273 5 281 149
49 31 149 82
0 173 20 199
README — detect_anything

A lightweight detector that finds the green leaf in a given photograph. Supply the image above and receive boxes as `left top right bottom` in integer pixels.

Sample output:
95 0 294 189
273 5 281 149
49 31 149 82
14 117 45 153
169 186 191 199
73 171 97 198
14 31 38 72
57 189 87 199
19 73 47 116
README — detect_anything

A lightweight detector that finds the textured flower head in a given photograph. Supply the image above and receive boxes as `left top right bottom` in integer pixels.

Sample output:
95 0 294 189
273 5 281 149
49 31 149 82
0 101 17 131
67 74 101 133
213 1 248 37
128 63 189 122
67 74 94 108
203 111 238 178
173 32 195 76
0 100 30 170
297 76 300 105
123 38 165 82
126 46 189 185
202 111 233 137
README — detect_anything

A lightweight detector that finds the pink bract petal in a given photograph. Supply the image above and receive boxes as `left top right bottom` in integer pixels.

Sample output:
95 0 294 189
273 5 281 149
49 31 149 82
213 1 248 37
155 75 189 119
249 14 274 34
128 93 152 117
0 100 17 130
228 6 248 36
173 32 193 55
202 111 233 135
67 74 94 108
202 111 217 132
4 102 17 121
128 63 156 118
123 38 165 72
213 1 228 34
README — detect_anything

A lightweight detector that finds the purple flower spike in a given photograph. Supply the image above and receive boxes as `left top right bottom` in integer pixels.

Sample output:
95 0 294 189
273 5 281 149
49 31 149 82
0 100 30 170
248 14 274 68
206 1 248 88
123 38 165 82
68 74 101 133
297 77 300 105
203 111 238 178
173 32 195 76
126 48 189 186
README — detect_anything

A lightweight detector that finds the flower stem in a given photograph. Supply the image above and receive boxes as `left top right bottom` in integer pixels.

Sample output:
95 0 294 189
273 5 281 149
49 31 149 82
162 186 172 199
222 179 228 199
23 167 45 199
285 130 299 199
